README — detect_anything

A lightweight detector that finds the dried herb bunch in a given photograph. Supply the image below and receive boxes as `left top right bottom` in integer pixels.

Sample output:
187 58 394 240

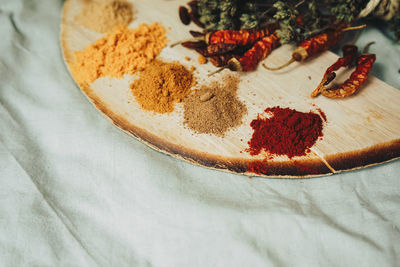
189 0 399 44
197 0 269 30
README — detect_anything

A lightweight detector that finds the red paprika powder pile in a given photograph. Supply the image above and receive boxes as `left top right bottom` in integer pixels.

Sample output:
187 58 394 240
248 106 324 158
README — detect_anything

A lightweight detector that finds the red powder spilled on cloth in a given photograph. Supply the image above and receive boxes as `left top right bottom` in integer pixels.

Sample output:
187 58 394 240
248 106 324 159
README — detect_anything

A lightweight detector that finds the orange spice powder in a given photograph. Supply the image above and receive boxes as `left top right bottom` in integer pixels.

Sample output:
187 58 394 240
130 60 195 113
71 23 167 86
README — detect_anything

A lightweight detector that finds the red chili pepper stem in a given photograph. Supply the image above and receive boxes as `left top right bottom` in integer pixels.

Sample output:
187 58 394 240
263 58 295 71
263 44 310 70
363 41 375 54
170 36 205 48
208 58 242 77
341 24 366 32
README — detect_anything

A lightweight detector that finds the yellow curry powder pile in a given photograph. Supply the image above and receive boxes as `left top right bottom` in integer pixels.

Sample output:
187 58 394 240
71 23 167 86
76 0 135 34
183 75 247 137
130 60 195 113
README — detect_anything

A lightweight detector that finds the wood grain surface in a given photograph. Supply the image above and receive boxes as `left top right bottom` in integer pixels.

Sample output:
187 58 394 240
60 0 400 178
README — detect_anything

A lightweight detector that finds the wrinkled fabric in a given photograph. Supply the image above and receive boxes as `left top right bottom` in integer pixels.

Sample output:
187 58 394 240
0 0 399 266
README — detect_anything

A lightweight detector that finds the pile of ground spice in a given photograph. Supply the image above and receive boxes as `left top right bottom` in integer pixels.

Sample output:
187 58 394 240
247 106 324 158
71 23 167 86
130 60 195 113
183 75 247 136
76 0 135 33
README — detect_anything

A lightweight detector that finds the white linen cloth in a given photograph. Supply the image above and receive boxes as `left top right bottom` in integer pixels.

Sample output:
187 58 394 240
0 0 399 266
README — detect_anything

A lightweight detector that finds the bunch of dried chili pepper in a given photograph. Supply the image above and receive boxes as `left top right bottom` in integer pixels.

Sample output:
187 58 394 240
209 32 281 75
172 22 281 72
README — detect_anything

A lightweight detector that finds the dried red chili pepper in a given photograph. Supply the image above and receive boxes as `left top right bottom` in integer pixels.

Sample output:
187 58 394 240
263 24 365 70
209 54 240 67
208 22 279 46
191 43 238 58
189 30 204 38
296 14 305 27
181 41 207 49
187 1 203 28
194 47 208 57
188 10 203 28
321 43 376 98
179 6 191 25
209 32 280 74
205 43 238 56
187 0 198 11
234 32 281 71
247 106 324 158
171 22 279 47
311 44 359 97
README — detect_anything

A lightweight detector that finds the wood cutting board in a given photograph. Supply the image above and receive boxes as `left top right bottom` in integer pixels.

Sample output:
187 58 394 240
60 0 400 178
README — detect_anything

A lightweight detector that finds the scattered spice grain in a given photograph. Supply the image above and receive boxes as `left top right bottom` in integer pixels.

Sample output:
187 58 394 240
199 91 213 102
198 55 207 64
183 75 247 136
71 23 167 86
130 60 195 113
76 0 135 34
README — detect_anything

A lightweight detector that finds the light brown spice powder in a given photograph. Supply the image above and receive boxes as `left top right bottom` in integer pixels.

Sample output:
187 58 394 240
183 75 247 136
130 60 195 113
76 0 135 34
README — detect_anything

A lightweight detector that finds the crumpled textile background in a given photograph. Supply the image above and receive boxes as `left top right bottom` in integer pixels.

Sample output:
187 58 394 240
0 0 399 266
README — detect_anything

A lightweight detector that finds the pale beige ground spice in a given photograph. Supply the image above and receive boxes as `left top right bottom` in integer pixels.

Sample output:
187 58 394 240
183 75 247 136
76 0 135 33
71 23 167 86
130 60 195 113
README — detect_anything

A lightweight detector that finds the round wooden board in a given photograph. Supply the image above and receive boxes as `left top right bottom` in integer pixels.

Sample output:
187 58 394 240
60 0 400 178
